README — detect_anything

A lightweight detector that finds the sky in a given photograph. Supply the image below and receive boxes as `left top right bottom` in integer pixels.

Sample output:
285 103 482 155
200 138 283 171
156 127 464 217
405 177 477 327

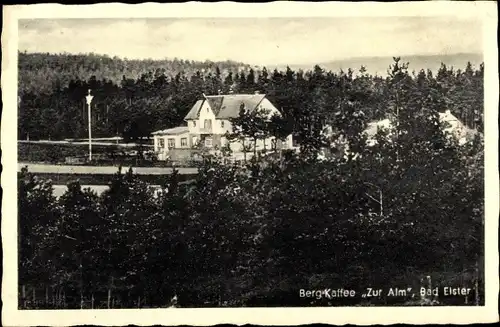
18 17 483 66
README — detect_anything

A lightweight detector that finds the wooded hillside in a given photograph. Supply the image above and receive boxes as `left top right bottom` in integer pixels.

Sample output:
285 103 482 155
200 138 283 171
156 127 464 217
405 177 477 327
18 57 485 308
18 51 252 95
18 52 484 144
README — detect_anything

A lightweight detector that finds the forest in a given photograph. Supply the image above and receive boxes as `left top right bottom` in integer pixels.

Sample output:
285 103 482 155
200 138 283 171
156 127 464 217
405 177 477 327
18 56 484 307
18 52 483 143
18 51 252 95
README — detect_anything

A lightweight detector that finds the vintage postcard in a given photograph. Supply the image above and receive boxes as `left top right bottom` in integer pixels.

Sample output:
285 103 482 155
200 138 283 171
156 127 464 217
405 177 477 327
1 1 498 326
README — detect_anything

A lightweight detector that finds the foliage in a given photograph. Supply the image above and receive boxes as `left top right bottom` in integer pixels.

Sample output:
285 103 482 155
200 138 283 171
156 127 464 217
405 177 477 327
19 53 483 146
18 58 484 307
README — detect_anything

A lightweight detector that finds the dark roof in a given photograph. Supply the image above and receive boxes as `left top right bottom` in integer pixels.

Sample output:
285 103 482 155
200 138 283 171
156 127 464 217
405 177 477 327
183 94 269 120
152 126 189 135
206 97 224 115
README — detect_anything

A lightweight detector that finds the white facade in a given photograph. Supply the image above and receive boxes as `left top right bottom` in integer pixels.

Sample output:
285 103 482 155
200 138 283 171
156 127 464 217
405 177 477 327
363 110 474 147
186 98 281 136
152 94 294 161
152 127 191 160
439 110 470 145
187 101 228 135
153 133 191 152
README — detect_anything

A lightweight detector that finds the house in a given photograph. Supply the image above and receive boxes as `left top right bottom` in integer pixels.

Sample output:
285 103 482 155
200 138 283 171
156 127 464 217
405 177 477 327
152 93 294 162
313 110 476 162
152 126 191 161
438 110 477 145
363 110 476 146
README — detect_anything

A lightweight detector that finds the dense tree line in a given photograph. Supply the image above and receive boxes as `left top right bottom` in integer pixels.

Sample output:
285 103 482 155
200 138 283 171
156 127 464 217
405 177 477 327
18 52 483 144
18 59 484 307
18 52 252 95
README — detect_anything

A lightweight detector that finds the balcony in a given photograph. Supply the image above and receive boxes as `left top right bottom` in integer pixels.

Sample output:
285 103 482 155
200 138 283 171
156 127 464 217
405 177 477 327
199 126 212 134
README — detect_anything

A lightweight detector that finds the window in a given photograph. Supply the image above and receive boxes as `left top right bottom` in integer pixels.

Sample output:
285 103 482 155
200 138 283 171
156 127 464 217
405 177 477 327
193 121 196 127
205 137 213 147
204 119 212 130
181 137 188 147
168 138 175 149
221 120 225 128
158 138 165 148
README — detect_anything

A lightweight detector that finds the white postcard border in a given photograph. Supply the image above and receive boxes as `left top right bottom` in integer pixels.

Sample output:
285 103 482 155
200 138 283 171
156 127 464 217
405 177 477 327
2 2 498 326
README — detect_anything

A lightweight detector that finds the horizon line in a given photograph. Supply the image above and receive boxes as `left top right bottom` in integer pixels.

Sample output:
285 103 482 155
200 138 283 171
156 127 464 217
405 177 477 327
19 50 484 68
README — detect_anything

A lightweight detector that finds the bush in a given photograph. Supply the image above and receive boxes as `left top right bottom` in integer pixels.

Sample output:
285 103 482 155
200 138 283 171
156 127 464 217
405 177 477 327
17 59 484 308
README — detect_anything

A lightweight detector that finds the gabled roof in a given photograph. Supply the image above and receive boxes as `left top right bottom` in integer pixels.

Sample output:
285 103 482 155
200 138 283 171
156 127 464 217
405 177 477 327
183 94 269 120
213 94 267 119
184 100 204 120
206 97 224 115
363 110 477 145
152 126 189 135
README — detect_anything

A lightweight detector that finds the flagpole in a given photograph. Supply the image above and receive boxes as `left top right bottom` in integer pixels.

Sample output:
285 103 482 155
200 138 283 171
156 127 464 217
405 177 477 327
85 89 94 162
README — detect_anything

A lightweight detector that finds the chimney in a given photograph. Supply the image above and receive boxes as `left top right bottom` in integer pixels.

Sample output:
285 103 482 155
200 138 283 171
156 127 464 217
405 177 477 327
254 90 260 95
445 109 451 115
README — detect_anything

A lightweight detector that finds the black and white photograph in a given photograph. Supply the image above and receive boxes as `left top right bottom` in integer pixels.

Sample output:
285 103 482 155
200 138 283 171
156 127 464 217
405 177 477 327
2 2 498 326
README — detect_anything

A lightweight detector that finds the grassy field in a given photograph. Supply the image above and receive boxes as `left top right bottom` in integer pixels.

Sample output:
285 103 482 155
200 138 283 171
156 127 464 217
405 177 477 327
18 142 198 194
19 141 124 162
19 141 160 164
17 141 205 167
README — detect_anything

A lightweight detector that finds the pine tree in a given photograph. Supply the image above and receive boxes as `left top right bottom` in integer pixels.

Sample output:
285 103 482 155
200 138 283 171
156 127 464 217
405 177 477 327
246 68 256 92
